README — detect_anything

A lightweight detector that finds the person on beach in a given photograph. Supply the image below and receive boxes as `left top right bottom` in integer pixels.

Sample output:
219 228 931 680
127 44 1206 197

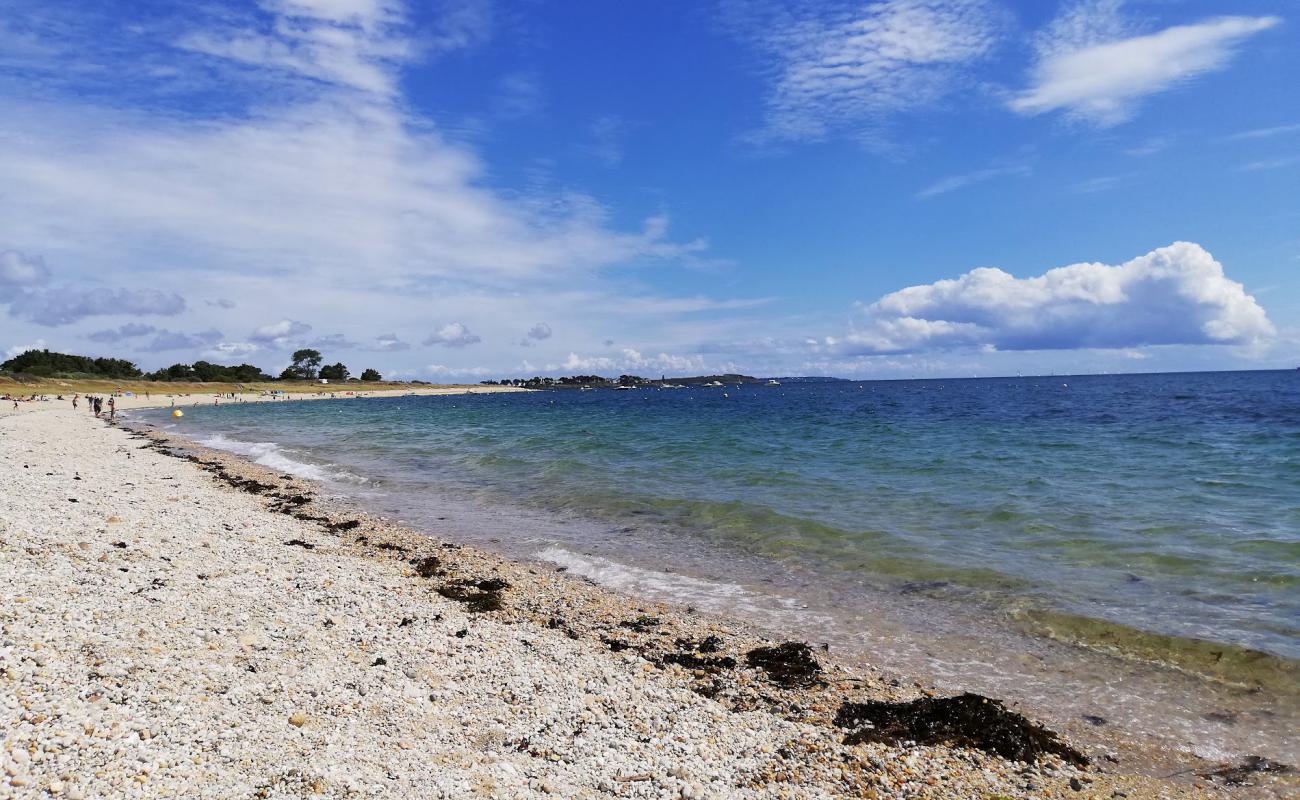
108 397 116 419
72 394 79 410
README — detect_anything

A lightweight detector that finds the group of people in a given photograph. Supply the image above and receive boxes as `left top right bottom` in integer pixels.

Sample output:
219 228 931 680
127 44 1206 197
73 393 115 419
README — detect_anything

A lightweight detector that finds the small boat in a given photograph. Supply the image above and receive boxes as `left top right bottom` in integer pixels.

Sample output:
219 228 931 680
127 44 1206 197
615 385 634 391
579 386 594 391
704 381 724 387
766 379 780 386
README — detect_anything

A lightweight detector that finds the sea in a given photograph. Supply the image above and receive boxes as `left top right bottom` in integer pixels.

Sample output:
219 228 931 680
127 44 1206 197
141 370 1299 764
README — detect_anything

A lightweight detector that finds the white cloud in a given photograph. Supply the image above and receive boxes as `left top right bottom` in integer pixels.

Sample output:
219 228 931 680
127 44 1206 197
1012 4 1279 125
87 323 158 343
250 319 313 347
370 332 410 351
201 341 263 361
1 249 186 326
518 321 552 346
0 250 51 286
4 339 47 361
1223 122 1300 141
425 363 492 378
725 0 1003 144
137 328 225 352
829 242 1273 354
916 163 1029 199
8 286 186 326
1238 155 1300 172
556 348 705 375
423 321 480 348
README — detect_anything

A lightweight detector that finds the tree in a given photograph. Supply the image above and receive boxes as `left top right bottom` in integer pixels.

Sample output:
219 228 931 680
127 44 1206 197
280 348 322 380
360 368 382 381
1 349 142 379
319 362 349 380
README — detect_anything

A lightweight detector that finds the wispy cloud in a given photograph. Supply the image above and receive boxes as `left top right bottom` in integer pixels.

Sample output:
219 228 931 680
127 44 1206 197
1070 174 1128 194
723 0 1004 145
1238 155 1300 172
1012 1 1279 126
915 163 1030 199
1224 122 1300 142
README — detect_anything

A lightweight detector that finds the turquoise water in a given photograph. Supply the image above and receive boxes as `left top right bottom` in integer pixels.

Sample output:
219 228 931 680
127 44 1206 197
142 370 1300 758
152 371 1299 666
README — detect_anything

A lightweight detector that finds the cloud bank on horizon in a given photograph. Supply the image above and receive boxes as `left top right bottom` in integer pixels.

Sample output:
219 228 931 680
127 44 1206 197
828 243 1273 355
0 0 1294 379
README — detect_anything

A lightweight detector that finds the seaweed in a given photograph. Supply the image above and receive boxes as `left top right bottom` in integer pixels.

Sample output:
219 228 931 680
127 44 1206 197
327 519 361 533
1197 756 1292 786
833 693 1087 766
409 556 442 578
662 651 737 672
284 539 316 549
436 578 507 612
674 635 722 653
745 642 822 688
620 615 661 633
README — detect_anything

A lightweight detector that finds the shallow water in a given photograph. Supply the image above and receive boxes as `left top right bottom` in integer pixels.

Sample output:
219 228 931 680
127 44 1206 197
143 370 1300 761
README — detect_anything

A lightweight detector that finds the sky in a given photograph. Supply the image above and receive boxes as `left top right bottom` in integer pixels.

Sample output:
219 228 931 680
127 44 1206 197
0 0 1296 380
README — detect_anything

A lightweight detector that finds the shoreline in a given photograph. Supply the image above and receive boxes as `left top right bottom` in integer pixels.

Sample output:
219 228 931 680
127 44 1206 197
2 403 1292 797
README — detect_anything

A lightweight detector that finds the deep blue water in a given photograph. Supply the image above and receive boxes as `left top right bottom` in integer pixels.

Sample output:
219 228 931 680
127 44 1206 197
148 370 1300 669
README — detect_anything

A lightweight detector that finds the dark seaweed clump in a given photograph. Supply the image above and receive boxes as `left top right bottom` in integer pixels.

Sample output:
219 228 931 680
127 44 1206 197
620 615 660 633
662 651 737 671
745 642 822 688
409 556 442 578
1198 756 1292 786
833 693 1087 766
436 577 509 612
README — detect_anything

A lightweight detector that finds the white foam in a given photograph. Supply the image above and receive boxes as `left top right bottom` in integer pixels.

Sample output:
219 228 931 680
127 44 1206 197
535 546 832 632
197 434 364 484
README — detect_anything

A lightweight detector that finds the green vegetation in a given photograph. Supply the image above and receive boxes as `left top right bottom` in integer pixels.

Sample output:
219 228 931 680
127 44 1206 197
360 368 382 381
279 348 323 380
1 349 142 379
146 362 272 382
319 362 349 380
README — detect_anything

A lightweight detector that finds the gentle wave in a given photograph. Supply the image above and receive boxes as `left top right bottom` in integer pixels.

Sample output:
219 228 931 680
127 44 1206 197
197 433 366 484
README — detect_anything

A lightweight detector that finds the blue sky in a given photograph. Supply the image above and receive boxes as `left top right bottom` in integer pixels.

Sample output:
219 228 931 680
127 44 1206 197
1 0 1296 379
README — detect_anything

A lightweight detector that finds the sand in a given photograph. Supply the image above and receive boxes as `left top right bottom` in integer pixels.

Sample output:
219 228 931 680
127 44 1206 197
2 399 1288 798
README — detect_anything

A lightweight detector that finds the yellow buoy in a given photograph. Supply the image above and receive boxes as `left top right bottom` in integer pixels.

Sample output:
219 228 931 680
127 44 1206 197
172 409 184 418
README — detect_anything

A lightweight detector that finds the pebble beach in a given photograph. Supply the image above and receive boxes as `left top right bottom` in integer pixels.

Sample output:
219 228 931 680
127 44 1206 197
2 398 1293 798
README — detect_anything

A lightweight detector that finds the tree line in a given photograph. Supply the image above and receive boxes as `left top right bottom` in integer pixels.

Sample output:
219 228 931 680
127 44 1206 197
1 348 383 383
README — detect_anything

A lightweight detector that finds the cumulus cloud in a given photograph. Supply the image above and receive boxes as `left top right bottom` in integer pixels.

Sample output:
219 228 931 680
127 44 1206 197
137 328 224 352
250 319 313 347
423 322 481 348
2 249 186 326
1012 2 1279 125
556 348 705 374
518 321 552 346
0 250 50 286
308 333 362 350
87 323 157 343
8 286 186 326
4 339 48 361
370 332 410 351
201 341 262 361
425 364 492 378
828 242 1273 354
725 0 1003 144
